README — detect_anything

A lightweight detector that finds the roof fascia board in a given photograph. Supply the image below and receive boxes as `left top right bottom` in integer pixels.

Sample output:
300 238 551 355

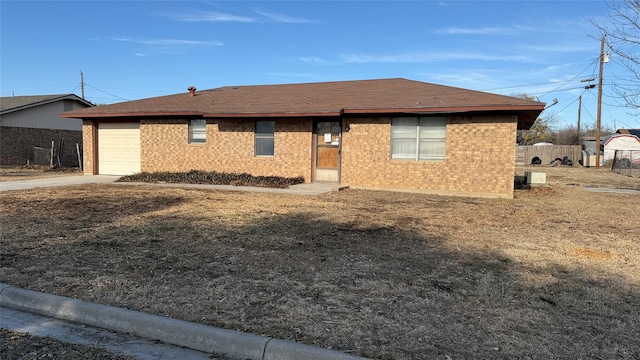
342 104 545 114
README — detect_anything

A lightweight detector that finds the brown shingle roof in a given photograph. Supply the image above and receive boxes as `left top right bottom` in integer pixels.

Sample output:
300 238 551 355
61 78 544 129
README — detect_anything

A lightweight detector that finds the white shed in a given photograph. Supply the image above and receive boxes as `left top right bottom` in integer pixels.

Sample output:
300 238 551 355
602 134 640 163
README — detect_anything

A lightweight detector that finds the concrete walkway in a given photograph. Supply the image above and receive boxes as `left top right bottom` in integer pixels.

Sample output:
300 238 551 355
0 175 342 195
0 175 120 191
0 283 369 360
582 186 640 194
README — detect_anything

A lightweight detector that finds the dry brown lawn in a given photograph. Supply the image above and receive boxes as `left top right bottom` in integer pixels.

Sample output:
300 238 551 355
0 329 134 360
1 165 638 359
0 166 81 182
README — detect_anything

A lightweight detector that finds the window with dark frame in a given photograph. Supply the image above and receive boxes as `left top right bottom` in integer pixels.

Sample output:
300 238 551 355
189 119 206 143
255 120 275 156
391 116 446 160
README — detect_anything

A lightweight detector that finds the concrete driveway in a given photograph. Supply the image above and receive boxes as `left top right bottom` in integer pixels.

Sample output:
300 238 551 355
0 175 339 195
0 175 120 192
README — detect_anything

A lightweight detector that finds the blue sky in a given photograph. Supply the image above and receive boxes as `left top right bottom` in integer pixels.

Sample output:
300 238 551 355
1 0 637 129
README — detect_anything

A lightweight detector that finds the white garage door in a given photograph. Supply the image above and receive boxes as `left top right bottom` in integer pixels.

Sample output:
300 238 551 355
98 122 141 175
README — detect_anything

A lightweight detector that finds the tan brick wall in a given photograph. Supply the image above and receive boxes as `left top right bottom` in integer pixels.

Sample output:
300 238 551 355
82 115 518 197
82 120 97 174
341 115 518 197
140 118 313 181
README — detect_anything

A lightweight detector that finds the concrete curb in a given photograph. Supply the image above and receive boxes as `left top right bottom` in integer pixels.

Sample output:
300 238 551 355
0 283 369 360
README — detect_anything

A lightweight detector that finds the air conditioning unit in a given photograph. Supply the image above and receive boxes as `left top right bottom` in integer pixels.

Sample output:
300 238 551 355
525 171 546 187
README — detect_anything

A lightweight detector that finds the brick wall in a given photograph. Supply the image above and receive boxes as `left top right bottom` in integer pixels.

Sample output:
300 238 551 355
82 120 97 174
341 115 518 198
140 118 313 181
81 115 518 197
0 126 83 166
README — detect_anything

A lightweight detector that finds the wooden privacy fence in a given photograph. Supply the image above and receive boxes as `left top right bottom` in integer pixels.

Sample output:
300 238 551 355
516 145 582 166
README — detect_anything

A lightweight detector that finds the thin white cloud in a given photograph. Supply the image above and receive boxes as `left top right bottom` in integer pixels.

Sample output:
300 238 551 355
110 37 223 47
543 63 572 72
253 9 317 24
340 52 538 64
436 26 514 35
423 72 500 91
159 11 254 23
522 44 594 53
298 56 328 65
158 9 316 24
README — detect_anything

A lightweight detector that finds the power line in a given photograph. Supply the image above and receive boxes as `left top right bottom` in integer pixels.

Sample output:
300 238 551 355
551 93 582 116
84 83 130 101
536 59 600 98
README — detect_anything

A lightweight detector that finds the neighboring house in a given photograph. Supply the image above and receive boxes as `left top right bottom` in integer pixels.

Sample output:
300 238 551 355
0 94 93 166
601 133 640 163
616 128 640 137
61 78 544 198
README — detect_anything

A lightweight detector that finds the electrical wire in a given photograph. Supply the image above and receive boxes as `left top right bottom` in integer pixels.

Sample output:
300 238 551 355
83 83 130 101
535 58 600 98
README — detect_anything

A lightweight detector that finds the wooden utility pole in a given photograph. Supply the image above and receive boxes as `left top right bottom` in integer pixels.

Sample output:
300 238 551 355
595 36 605 169
577 95 582 142
80 71 85 99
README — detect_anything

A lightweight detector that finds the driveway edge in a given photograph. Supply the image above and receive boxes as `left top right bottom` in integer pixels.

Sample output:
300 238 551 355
0 283 369 360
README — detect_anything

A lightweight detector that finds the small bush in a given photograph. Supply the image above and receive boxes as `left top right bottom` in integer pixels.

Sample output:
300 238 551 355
117 170 304 189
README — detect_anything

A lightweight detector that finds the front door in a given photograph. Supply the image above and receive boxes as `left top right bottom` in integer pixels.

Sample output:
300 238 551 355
314 121 341 182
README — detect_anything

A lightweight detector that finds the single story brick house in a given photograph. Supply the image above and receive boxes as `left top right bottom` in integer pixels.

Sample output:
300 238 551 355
1 94 93 165
61 78 544 198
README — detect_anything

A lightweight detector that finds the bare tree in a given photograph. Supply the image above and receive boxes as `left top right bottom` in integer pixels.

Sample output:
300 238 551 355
514 93 559 144
554 125 581 145
593 0 640 110
582 121 615 138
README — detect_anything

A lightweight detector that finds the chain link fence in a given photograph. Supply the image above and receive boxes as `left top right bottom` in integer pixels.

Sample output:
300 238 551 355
27 146 53 166
27 140 82 168
611 150 640 177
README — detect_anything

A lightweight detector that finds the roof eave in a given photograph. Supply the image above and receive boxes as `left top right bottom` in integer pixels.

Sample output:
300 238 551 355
342 104 545 114
60 111 204 119
2 94 93 115
59 104 545 126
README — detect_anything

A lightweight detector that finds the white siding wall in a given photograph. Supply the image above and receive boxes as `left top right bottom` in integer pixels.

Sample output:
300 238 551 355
0 100 83 130
604 135 640 162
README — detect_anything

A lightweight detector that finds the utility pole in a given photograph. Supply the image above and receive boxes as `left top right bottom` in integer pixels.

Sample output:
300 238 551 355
595 36 607 169
80 71 85 99
577 95 582 143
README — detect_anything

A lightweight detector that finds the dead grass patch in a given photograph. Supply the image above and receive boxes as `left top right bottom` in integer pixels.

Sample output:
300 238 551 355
1 166 639 359
572 247 614 260
0 166 80 182
0 329 133 360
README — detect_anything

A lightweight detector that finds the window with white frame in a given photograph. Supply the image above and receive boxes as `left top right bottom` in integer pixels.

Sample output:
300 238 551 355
391 116 446 160
255 120 275 156
189 119 206 143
